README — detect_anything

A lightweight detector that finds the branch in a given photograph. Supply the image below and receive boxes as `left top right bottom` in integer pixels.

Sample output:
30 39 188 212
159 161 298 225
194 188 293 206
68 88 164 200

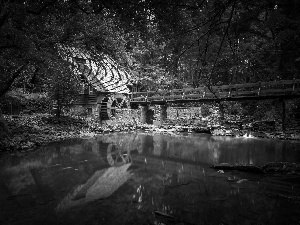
207 1 236 85
26 0 57 15
201 1 236 98
226 33 235 55
0 11 9 29
0 63 28 98
174 0 232 38
168 20 228 70
154 1 205 10
73 0 92 14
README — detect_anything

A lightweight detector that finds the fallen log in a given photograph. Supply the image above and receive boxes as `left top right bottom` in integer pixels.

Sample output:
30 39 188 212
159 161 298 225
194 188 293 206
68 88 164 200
211 163 263 174
211 162 300 175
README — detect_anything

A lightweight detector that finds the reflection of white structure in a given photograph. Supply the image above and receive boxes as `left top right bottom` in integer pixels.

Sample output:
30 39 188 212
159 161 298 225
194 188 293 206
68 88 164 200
56 163 132 211
107 144 132 166
97 133 222 164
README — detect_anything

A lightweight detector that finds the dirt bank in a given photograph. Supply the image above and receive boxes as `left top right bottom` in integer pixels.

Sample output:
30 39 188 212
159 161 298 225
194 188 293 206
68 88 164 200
1 113 299 153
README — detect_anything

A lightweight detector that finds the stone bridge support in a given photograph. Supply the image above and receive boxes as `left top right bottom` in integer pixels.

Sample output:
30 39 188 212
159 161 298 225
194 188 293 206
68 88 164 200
141 105 154 124
219 102 225 123
141 105 148 124
160 104 168 126
274 99 286 132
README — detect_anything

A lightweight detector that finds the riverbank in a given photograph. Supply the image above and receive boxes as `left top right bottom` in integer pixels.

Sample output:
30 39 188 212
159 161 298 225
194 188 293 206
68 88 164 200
1 113 300 153
0 114 98 152
0 113 146 152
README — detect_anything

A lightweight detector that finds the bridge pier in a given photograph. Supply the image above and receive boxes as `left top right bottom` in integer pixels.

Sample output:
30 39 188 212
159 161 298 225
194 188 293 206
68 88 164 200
219 102 225 123
160 104 168 126
274 99 286 132
282 99 286 132
141 105 148 124
141 105 154 124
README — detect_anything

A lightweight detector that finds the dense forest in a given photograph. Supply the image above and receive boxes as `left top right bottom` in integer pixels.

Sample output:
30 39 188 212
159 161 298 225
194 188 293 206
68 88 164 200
1 0 300 128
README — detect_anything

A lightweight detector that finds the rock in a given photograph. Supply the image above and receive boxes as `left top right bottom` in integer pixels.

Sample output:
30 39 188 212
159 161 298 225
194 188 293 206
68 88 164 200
263 162 300 174
33 125 40 130
236 179 248 184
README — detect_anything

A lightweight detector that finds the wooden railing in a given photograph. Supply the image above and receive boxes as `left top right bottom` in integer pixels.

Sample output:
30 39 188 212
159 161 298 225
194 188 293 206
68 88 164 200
130 79 300 104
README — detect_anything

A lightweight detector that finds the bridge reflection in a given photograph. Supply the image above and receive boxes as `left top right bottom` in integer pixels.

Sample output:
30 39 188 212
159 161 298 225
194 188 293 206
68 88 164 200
0 134 299 224
96 133 300 166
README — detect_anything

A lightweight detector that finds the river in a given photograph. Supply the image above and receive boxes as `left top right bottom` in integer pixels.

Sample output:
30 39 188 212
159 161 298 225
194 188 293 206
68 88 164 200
0 132 300 225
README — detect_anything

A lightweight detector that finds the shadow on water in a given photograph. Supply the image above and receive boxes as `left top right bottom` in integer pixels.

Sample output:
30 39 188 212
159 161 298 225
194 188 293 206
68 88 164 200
0 133 300 225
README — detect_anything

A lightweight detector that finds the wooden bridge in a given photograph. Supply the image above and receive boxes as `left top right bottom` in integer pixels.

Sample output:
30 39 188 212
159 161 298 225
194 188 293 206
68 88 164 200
130 79 300 105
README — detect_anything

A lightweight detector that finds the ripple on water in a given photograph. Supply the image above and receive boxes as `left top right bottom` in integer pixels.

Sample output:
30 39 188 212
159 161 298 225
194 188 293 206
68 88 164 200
0 132 299 225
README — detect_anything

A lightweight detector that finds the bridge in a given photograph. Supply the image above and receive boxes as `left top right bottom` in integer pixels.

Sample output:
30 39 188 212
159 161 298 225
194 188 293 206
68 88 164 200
130 79 300 105
129 79 300 128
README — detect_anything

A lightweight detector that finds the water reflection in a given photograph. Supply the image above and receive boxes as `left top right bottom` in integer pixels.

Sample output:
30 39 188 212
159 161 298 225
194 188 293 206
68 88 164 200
0 133 299 225
107 144 132 166
96 133 300 166
56 163 132 211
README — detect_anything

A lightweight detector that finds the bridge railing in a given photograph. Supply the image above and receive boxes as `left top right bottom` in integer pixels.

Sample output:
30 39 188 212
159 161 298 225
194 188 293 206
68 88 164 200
130 79 300 103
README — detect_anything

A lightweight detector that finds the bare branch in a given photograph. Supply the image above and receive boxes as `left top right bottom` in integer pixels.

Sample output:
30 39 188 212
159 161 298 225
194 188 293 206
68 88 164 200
170 20 229 69
73 0 92 14
201 1 236 98
174 0 232 38
207 1 236 83
26 0 57 15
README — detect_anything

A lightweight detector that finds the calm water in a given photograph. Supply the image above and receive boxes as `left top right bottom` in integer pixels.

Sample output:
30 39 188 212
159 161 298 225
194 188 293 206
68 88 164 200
0 133 300 225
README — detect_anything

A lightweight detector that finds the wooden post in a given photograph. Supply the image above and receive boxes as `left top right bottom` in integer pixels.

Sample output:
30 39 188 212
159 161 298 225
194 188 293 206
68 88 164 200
274 98 286 132
258 82 262 96
282 99 286 132
203 87 206 98
160 104 168 126
228 84 232 97
293 78 296 92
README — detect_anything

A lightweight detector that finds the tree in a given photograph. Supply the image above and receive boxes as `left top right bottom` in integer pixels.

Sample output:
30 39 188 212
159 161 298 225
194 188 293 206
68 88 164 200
126 0 300 87
1 0 300 127
0 1 130 97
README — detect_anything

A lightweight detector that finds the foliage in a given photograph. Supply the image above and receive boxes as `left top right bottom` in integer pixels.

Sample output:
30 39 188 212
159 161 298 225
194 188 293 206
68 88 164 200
42 60 81 117
0 89 50 114
201 104 211 118
68 106 89 118
0 1 131 97
1 0 300 124
120 0 300 87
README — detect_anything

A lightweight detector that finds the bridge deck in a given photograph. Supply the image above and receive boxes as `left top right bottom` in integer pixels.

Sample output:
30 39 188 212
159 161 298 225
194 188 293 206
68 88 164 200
130 79 300 105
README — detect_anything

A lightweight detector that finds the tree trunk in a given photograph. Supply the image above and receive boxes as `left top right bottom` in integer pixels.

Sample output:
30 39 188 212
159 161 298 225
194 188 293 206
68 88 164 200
0 64 28 98
0 108 11 137
56 99 61 117
55 89 61 117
